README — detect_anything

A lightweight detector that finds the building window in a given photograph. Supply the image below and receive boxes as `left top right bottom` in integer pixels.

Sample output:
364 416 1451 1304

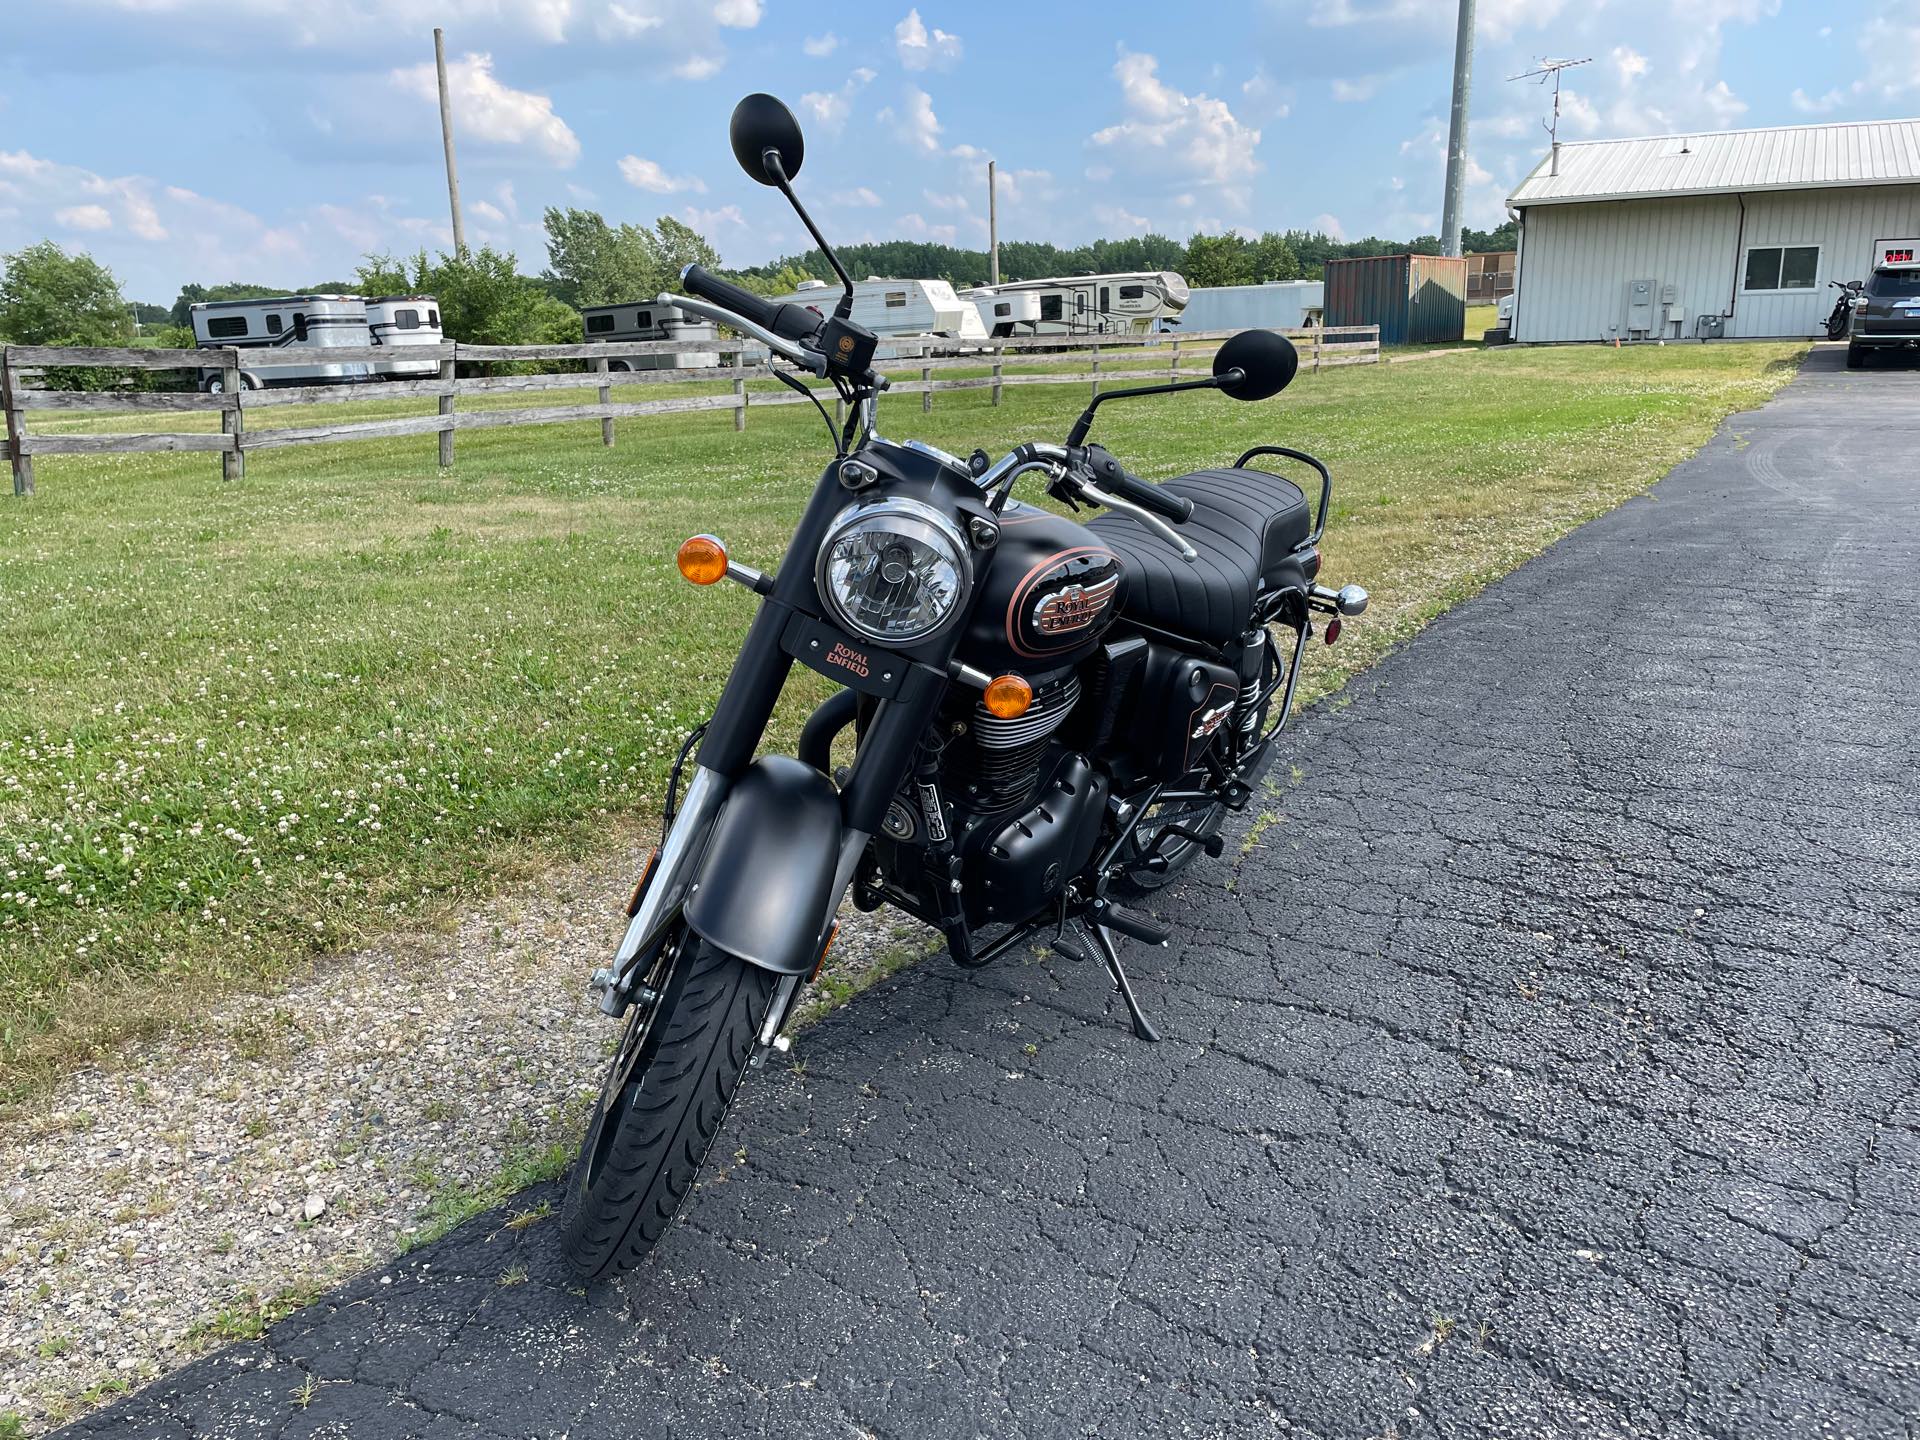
1743 245 1820 293
206 316 248 338
884 291 909 308
586 314 616 334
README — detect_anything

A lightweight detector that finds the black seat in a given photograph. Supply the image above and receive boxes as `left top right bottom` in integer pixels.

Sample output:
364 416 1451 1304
1088 467 1313 645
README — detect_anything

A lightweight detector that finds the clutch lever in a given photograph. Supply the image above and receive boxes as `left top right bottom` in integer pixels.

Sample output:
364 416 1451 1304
656 291 828 377
1079 480 1199 562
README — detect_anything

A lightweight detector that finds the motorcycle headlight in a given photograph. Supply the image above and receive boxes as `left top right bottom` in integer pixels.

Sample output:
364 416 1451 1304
816 497 971 645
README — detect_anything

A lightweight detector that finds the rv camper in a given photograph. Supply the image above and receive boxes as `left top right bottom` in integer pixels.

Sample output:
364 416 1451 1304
189 295 373 392
770 278 990 350
580 302 722 369
965 271 1190 336
960 286 1044 337
366 295 444 378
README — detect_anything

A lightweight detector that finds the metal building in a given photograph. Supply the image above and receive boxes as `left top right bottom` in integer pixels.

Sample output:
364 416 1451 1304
1324 254 1467 344
1509 118 1920 343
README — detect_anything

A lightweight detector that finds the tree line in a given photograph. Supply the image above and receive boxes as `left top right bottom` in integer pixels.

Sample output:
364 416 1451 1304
0 214 1522 363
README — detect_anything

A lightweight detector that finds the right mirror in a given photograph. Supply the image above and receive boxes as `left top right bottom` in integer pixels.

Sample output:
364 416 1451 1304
1213 329 1298 402
729 93 805 186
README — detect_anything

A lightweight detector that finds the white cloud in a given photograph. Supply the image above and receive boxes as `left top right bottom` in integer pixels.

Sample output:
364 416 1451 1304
712 0 760 27
1094 203 1151 233
802 31 840 57
1331 75 1382 102
389 52 578 165
1089 51 1260 198
673 53 723 79
877 85 944 153
1611 46 1651 85
1313 213 1348 241
894 9 962 71
1239 66 1290 122
923 189 970 212
894 211 958 243
618 155 707 194
829 187 884 207
678 203 746 231
54 204 113 231
801 67 876 132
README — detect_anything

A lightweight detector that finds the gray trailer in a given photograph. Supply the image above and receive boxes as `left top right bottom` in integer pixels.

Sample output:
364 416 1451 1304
1170 280 1323 334
366 295 444 378
189 295 373 392
581 302 721 369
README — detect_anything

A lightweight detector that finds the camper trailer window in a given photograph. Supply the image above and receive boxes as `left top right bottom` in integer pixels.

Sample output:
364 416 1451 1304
1743 245 1819 292
1040 295 1063 321
393 309 421 330
586 314 616 334
292 313 308 342
1119 284 1145 300
428 309 440 327
885 291 909 308
633 311 652 330
994 303 1011 317
207 316 248 338
1075 293 1087 313
266 315 282 335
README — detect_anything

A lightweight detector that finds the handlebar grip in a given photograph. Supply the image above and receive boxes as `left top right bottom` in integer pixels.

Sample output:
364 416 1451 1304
1084 446 1195 523
679 264 824 345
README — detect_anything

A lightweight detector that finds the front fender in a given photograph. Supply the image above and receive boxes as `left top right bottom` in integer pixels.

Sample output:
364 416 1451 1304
684 755 844 975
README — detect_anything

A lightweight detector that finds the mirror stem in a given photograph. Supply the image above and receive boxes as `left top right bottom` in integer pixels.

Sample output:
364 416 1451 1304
765 151 856 316
1064 371 1235 447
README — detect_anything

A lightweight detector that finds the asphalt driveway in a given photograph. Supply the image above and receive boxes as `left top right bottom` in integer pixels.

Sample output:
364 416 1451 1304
62 345 1920 1439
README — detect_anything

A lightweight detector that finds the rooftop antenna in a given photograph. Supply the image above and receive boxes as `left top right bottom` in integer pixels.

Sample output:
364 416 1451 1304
1509 56 1592 178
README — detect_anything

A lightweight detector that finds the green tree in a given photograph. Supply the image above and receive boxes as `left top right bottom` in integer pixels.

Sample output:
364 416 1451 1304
1181 232 1254 288
355 247 581 349
0 241 133 345
1248 232 1302 283
167 281 289 327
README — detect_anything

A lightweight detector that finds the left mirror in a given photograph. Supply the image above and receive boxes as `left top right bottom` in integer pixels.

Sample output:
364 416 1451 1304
730 93 805 186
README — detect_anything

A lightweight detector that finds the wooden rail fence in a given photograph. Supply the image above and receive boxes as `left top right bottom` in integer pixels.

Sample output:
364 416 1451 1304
0 325 1380 496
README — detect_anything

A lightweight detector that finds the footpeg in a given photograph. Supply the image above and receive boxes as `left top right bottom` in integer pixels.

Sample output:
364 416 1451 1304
1090 897 1172 946
1163 824 1225 858
1219 779 1253 812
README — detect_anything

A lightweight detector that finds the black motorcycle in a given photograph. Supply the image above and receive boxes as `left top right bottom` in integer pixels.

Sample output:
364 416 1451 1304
1823 278 1863 340
562 94 1369 1281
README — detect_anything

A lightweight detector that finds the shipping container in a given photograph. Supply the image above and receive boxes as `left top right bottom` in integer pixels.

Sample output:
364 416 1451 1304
1170 280 1323 333
1323 254 1468 344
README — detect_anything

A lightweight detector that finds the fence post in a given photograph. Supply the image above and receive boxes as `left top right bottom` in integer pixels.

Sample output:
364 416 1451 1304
594 357 614 446
2 347 32 498
438 351 456 467
1091 342 1101 398
1169 337 1180 383
732 347 747 433
1312 324 1322 375
991 347 1003 408
220 350 244 481
921 361 932 414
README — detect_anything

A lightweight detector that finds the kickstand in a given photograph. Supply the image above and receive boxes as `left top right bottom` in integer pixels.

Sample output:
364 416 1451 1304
1087 923 1162 1042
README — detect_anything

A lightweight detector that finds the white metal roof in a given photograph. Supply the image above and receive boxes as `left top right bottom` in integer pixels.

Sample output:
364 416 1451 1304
1509 118 1920 207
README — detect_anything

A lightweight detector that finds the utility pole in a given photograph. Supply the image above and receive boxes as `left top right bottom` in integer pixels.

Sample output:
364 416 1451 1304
434 27 467 253
987 159 1000 285
1509 56 1592 179
1440 0 1476 257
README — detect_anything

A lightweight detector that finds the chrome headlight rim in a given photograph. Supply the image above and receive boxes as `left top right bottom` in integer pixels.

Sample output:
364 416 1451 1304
814 495 973 645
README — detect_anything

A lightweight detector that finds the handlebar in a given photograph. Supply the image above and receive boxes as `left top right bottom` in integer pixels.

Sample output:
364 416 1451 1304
1080 445 1195 524
679 264 825 346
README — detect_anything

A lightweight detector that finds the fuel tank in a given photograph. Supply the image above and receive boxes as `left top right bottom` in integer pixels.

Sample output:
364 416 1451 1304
960 499 1124 676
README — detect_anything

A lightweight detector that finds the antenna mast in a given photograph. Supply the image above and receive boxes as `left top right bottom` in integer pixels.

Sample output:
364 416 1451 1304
1509 56 1592 177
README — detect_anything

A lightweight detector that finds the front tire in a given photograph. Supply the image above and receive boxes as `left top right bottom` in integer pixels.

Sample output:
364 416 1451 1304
560 930 776 1283
1847 343 1865 370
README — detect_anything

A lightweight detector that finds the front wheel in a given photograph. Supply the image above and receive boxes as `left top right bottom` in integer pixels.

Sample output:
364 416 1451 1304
1847 344 1866 370
560 928 776 1282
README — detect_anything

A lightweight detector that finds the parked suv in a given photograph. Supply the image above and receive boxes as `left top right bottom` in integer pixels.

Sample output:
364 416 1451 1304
1848 240 1920 368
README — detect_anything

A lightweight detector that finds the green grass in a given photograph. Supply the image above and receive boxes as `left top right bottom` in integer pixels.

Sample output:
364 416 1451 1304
1465 303 1500 342
0 341 1804 1093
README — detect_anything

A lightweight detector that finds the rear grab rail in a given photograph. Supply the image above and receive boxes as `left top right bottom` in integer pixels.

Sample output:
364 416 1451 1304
1235 445 1331 552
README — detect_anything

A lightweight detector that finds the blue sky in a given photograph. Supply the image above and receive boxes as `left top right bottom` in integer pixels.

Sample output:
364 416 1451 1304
0 1 1911 302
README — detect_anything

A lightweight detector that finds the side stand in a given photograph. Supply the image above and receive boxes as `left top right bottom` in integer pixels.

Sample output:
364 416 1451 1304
1086 923 1162 1042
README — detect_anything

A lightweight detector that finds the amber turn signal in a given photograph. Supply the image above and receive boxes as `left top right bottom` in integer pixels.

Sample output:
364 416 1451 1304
983 673 1033 719
677 534 729 585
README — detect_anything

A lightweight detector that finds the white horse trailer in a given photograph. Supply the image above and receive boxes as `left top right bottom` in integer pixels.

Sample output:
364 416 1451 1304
966 272 1190 336
1172 280 1323 334
190 295 373 392
581 302 722 369
366 295 444 378
770 278 990 353
961 286 1044 337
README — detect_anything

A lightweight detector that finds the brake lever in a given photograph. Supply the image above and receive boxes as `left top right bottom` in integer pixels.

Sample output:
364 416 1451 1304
1078 480 1199 562
656 291 828 377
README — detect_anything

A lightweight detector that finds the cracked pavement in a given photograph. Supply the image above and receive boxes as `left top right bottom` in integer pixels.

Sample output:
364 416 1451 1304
57 347 1920 1438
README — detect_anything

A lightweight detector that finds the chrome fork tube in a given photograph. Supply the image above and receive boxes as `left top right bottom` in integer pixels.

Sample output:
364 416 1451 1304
599 765 730 1015
756 827 873 1047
